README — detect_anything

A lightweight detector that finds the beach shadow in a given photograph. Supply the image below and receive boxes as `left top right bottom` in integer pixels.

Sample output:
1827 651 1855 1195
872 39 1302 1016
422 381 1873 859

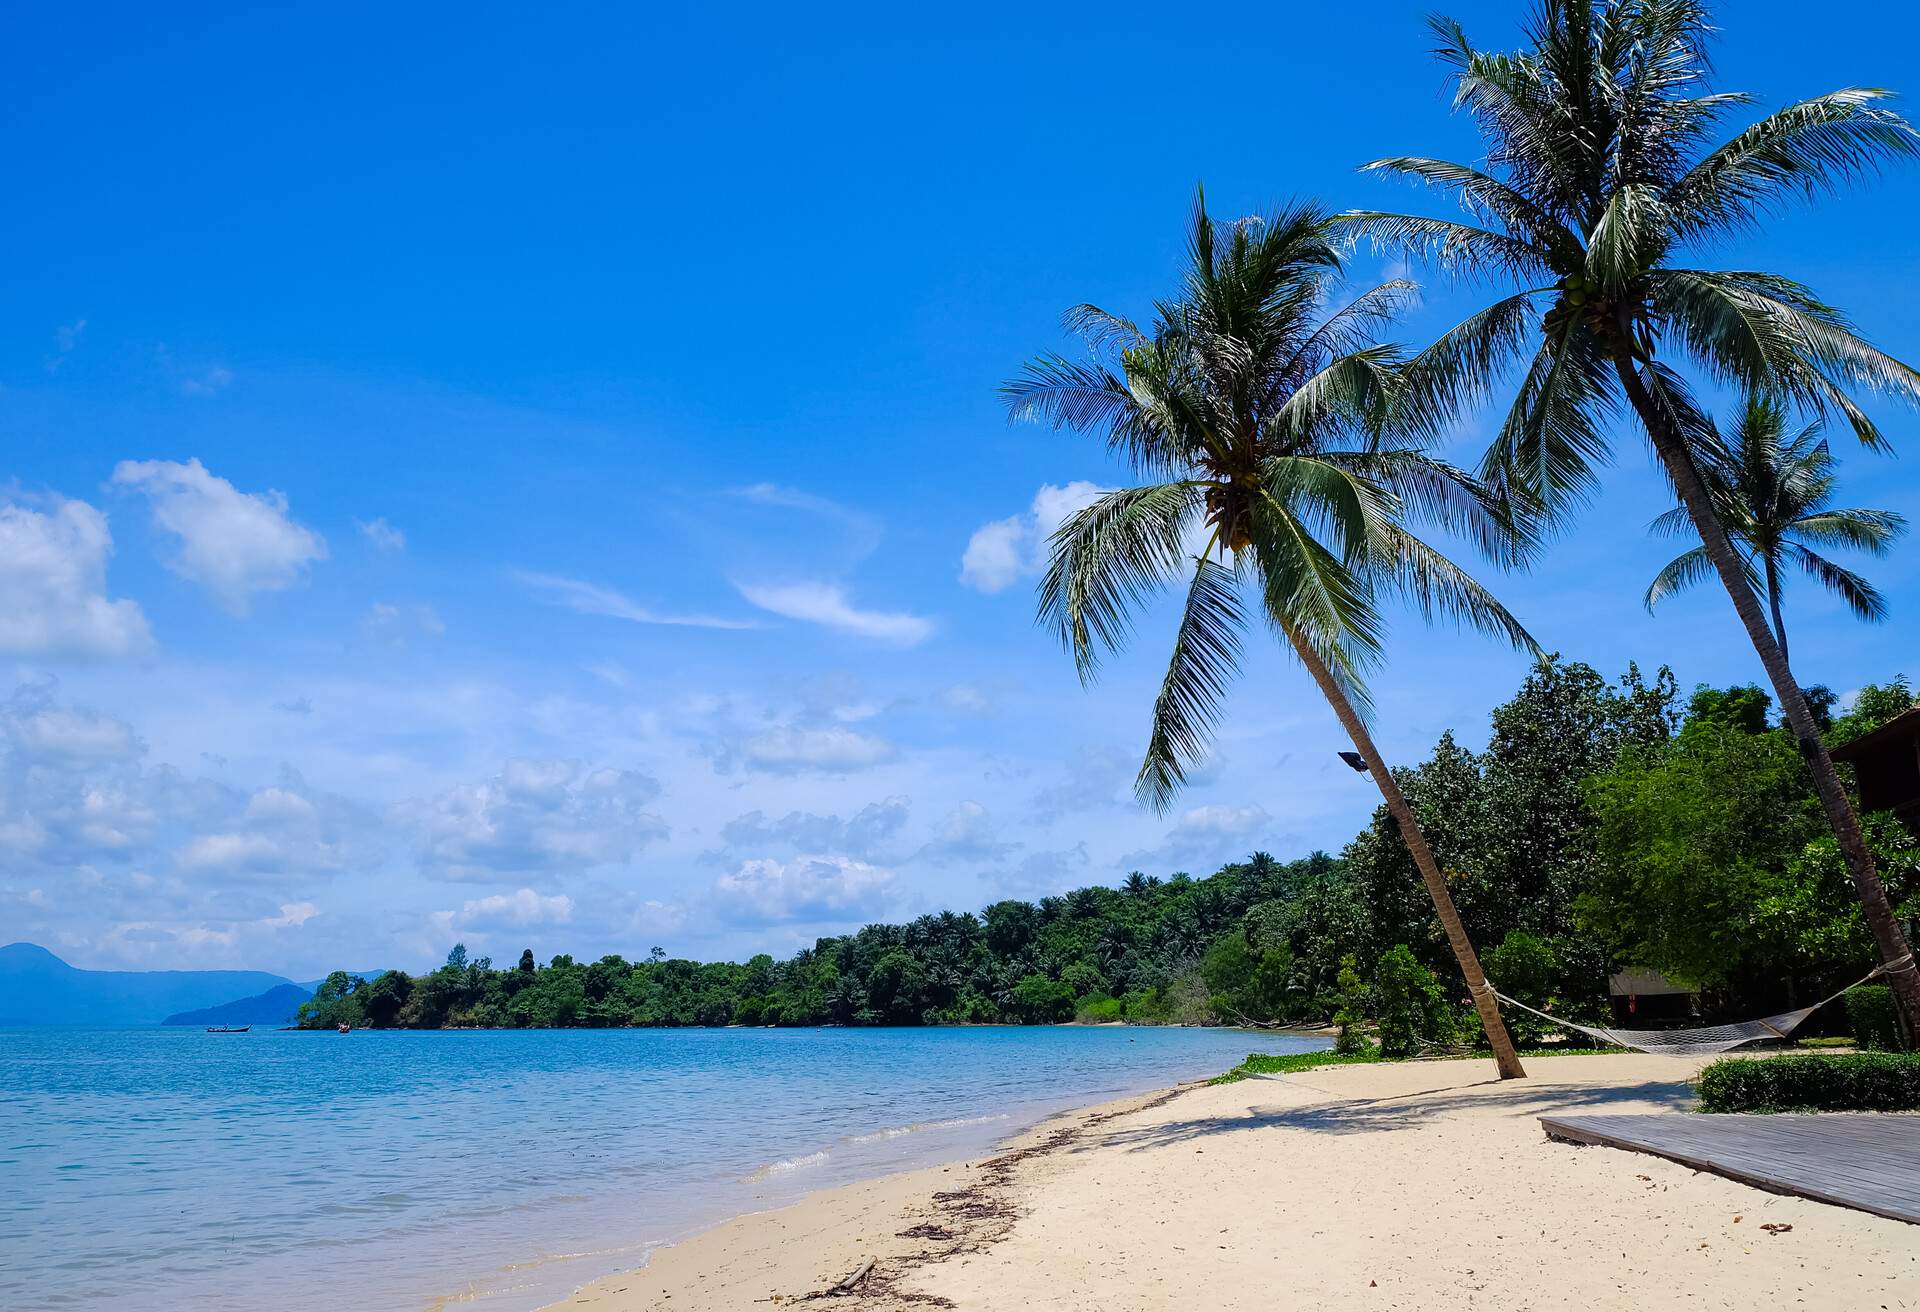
1098 1076 1694 1148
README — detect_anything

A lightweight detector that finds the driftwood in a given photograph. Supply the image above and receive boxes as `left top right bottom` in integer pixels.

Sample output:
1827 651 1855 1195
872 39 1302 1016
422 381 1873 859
831 1259 877 1293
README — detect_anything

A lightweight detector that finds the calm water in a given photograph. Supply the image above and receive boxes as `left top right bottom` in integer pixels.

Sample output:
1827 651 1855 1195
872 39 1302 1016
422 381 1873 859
0 1025 1326 1311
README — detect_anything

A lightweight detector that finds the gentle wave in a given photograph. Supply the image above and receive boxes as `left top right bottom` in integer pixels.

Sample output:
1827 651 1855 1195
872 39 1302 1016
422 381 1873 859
847 1112 1010 1143
743 1149 832 1180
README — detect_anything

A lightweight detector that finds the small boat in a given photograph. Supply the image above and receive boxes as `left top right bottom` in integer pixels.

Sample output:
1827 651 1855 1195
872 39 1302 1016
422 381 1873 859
206 1025 251 1034
337 1022 351 1034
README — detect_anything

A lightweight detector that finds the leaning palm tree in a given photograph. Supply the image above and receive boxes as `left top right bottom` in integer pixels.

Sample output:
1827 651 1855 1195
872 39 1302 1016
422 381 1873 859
1645 393 1907 663
1346 0 1920 1027
1004 194 1538 1078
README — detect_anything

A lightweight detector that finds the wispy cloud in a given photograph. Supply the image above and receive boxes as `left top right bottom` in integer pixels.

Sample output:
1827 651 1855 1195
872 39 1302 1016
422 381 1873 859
357 517 406 552
736 580 933 645
960 481 1112 593
513 570 759 630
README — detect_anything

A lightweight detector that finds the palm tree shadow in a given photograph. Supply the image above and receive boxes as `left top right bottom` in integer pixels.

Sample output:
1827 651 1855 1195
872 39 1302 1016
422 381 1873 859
1098 1076 1695 1148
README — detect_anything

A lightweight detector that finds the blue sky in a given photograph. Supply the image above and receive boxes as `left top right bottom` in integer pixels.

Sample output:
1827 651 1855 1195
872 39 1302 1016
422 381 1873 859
4 2 1919 977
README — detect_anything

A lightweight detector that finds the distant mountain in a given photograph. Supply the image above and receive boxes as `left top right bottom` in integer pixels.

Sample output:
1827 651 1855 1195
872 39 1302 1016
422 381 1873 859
162 983 315 1027
0 942 297 1026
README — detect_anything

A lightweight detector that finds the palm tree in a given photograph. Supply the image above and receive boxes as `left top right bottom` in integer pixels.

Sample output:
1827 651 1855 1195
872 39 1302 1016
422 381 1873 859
1645 393 1907 663
1004 193 1539 1078
1347 1 1920 1028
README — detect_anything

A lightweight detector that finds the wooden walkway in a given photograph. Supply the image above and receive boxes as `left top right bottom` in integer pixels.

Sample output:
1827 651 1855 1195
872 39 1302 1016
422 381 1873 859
1541 1113 1920 1225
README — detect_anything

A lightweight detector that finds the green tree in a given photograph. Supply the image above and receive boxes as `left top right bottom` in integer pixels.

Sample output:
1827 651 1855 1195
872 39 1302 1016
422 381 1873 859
1005 193 1537 1078
1374 945 1454 1058
1009 974 1075 1024
1645 394 1906 663
1831 677 1915 747
1583 716 1826 986
1354 0 1920 1027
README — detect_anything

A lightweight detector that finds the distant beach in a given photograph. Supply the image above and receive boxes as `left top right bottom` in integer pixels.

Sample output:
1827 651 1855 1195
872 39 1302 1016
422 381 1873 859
544 1053 1920 1311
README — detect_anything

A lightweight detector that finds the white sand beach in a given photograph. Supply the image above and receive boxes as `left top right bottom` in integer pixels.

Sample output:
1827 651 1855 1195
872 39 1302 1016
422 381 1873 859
546 1053 1920 1311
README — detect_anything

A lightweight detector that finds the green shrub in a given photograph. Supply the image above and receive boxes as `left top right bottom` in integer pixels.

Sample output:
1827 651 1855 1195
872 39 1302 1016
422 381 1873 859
1481 931 1559 1047
1009 974 1076 1024
1331 954 1371 1055
1075 995 1123 1024
1374 945 1455 1058
1696 1053 1920 1112
1844 985 1904 1052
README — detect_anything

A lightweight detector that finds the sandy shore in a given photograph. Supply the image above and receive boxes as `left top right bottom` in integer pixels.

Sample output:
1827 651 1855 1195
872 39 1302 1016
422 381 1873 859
544 1053 1920 1311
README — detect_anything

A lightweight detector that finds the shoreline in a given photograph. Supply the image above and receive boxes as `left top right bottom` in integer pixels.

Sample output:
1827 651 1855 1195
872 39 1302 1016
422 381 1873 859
534 1082 1190 1311
539 1052 1920 1311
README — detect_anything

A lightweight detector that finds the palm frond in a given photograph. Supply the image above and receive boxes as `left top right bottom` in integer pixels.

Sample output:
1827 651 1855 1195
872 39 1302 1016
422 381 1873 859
1062 303 1145 355
1316 446 1538 568
1790 507 1908 554
1354 157 1577 260
1373 525 1540 655
1480 319 1615 515
1036 483 1203 681
1667 89 1920 240
1395 290 1549 443
1643 544 1729 613
1786 543 1890 622
1135 555 1247 812
1649 270 1920 446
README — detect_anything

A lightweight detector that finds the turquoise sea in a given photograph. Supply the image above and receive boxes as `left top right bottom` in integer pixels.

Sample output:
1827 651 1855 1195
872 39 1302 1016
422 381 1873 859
0 1025 1327 1311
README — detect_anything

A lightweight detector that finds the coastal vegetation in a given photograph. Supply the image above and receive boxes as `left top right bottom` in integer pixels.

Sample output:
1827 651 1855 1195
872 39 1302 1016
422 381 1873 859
1351 0 1920 1030
300 659 1917 1037
1696 1052 1920 1112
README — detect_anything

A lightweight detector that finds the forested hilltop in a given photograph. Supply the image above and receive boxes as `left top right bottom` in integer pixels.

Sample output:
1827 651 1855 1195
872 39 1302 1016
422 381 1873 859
301 659 1918 1035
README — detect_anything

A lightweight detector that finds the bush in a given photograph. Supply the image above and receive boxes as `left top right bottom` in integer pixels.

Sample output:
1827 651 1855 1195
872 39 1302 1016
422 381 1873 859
1374 945 1455 1058
1481 931 1558 1047
1075 995 1123 1024
1844 985 1904 1052
1009 974 1075 1024
1696 1053 1920 1112
1331 954 1371 1055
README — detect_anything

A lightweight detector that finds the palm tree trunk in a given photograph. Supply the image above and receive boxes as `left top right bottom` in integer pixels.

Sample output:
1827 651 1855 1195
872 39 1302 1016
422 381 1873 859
1764 558 1789 666
1282 626 1527 1079
1611 349 1920 1042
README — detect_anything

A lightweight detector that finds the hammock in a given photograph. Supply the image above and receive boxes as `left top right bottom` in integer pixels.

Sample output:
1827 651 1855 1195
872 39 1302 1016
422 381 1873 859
1479 954 1912 1058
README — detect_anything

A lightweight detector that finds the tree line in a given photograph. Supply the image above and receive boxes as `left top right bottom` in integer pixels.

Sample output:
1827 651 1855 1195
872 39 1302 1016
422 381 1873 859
300 661 1917 1035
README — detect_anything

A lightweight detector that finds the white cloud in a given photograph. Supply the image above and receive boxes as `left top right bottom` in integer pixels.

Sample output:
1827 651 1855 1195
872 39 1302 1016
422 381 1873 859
917 800 1018 865
939 684 995 714
357 517 406 552
741 725 897 775
436 888 574 933
362 602 446 647
513 570 758 630
719 797 910 861
11 705 141 764
112 458 326 612
177 832 285 873
0 497 152 658
1168 803 1271 839
262 901 319 929
1119 802 1275 873
713 854 894 925
396 759 669 881
960 480 1111 593
736 581 933 646
178 364 234 397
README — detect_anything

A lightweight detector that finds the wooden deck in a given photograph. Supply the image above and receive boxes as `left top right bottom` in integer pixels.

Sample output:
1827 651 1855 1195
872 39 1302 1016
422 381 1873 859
1540 1113 1920 1225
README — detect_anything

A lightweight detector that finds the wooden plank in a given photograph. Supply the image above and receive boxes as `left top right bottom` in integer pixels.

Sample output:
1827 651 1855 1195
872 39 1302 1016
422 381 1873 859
1539 1113 1920 1226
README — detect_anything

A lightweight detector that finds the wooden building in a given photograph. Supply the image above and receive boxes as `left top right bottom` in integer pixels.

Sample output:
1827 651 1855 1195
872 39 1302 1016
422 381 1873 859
1831 706 1920 835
